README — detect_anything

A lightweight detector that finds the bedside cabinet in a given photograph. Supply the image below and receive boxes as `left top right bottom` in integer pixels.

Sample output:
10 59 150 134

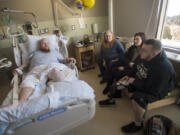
75 45 95 71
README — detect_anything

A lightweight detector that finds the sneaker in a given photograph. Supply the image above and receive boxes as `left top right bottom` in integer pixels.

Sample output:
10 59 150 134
98 74 103 77
108 91 122 98
99 99 116 106
121 122 143 133
100 79 106 84
102 86 109 95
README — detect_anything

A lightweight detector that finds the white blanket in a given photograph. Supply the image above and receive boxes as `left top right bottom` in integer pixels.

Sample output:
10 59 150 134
2 63 77 106
47 80 95 108
0 80 95 124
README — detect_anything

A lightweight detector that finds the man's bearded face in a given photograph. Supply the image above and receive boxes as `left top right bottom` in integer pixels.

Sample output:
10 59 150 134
40 39 50 52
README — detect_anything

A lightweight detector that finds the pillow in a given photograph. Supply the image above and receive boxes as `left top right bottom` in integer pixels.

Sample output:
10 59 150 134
27 35 59 54
19 35 69 64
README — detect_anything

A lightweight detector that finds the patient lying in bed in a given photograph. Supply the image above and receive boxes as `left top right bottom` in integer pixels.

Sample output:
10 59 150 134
3 38 76 108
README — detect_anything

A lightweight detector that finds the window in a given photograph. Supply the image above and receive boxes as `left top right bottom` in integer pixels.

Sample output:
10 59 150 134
161 0 180 49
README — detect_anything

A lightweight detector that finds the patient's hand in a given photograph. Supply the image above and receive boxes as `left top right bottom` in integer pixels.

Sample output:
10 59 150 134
12 68 20 75
67 58 76 64
12 69 18 75
12 68 23 75
118 66 124 71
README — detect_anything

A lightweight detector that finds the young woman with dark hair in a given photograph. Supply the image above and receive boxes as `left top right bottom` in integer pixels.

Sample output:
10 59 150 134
118 32 146 70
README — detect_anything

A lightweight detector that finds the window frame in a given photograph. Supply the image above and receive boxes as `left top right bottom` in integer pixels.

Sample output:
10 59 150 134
156 0 180 54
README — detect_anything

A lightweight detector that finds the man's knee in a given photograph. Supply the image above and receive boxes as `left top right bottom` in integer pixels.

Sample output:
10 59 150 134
131 93 148 110
132 99 136 104
132 99 139 107
132 99 147 112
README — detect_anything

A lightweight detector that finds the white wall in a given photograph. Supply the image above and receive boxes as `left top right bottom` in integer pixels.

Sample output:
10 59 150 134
113 0 153 37
0 0 108 23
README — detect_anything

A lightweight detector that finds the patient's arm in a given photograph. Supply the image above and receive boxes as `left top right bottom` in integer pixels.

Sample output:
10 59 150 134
19 60 31 70
13 60 31 75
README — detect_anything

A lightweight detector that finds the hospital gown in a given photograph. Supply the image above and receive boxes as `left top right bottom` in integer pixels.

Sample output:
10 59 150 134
29 50 64 71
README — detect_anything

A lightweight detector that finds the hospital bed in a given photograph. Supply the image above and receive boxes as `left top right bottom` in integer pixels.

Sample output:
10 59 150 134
0 30 95 135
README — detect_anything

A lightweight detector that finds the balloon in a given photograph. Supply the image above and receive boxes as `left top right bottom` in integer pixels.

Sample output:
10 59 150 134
83 0 95 8
76 0 84 9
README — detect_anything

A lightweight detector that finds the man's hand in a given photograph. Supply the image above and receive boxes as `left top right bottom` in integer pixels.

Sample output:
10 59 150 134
128 77 135 84
129 62 135 67
67 58 76 64
118 66 124 71
102 59 106 68
120 75 129 81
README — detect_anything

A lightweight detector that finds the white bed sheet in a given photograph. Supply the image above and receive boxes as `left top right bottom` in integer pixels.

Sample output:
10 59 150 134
0 80 95 124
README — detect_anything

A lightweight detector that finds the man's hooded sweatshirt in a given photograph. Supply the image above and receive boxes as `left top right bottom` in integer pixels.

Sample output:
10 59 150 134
129 51 176 98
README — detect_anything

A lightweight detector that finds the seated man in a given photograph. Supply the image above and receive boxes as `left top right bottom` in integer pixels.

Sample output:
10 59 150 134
9 38 76 106
101 39 176 133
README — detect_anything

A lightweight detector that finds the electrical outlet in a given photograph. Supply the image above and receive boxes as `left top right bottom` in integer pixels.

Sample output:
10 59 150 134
40 29 45 34
40 28 49 34
44 28 49 33
71 25 75 30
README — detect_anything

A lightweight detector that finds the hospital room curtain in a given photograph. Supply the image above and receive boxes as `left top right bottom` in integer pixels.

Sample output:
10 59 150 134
145 0 163 38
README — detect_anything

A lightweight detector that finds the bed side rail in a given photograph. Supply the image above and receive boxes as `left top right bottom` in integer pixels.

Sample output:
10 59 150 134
11 69 23 105
6 97 95 134
11 74 19 105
